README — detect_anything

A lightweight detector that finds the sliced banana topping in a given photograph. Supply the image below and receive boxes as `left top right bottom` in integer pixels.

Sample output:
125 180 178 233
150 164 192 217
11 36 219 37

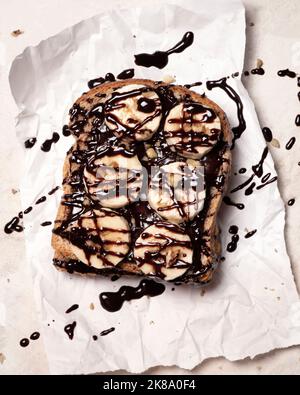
105 84 162 141
148 161 205 224
164 102 221 159
83 152 144 208
134 223 193 281
68 208 130 269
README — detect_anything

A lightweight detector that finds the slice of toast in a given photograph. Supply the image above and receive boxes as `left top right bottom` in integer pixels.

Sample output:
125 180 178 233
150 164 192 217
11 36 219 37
52 78 231 284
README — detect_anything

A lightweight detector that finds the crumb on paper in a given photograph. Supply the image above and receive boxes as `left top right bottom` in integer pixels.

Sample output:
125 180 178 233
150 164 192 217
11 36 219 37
11 188 19 194
89 303 95 310
218 366 223 370
200 289 206 297
11 29 24 37
277 296 281 301
7 278 10 283
256 58 263 69
256 366 262 371
0 353 6 364
149 320 155 325
264 287 268 290
244 227 249 233
270 138 280 148
250 22 255 27
270 288 275 292
162 75 176 84
281 283 285 286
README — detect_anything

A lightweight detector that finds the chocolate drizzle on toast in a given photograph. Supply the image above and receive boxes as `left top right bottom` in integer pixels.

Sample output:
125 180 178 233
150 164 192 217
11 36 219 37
52 79 232 284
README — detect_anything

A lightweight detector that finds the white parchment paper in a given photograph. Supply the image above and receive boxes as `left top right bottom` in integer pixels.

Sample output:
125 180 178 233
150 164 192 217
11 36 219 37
9 0 300 374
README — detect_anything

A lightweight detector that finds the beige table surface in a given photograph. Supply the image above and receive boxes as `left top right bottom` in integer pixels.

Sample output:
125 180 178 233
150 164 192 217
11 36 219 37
0 0 300 375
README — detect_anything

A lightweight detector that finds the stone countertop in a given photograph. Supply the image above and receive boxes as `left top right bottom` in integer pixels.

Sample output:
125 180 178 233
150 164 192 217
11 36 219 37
0 0 299 374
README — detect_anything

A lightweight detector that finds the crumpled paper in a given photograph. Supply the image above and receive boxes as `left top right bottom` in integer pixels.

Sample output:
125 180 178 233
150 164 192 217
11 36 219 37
9 0 300 374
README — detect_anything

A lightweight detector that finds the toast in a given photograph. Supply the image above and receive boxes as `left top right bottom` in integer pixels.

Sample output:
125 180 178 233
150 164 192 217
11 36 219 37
52 79 232 284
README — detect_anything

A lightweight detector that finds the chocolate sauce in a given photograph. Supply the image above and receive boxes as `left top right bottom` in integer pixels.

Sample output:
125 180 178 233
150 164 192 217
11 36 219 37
24 137 37 149
18 212 23 218
88 73 116 89
65 304 79 314
244 71 250 76
20 338 30 348
111 274 120 282
277 69 296 78
256 176 277 190
207 77 246 147
35 196 46 204
223 196 245 210
261 173 271 183
239 168 246 174
298 92 300 102
99 279 165 312
134 32 194 69
295 115 300 126
62 125 71 136
226 234 239 253
4 216 23 234
117 69 135 80
262 127 273 142
137 97 157 113
24 206 32 214
286 137 296 150
231 147 269 194
92 335 98 341
30 332 40 341
298 77 300 87
184 81 202 89
245 182 256 196
41 221 52 227
245 229 257 238
232 72 239 78
229 225 238 234
100 327 115 336
41 132 60 152
288 198 295 206
48 186 60 195
64 321 76 340
251 68 265 75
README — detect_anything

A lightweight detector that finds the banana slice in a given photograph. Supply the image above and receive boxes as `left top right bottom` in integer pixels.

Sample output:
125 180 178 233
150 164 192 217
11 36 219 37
148 161 205 224
68 208 130 269
105 84 162 141
164 102 221 159
134 223 193 281
83 152 143 208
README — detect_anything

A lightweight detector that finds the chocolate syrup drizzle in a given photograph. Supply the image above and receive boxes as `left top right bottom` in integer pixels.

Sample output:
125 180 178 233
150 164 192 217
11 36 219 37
207 77 246 148
262 127 273 142
65 304 79 314
100 327 115 336
99 279 165 312
251 68 265 75
134 32 194 69
227 224 239 253
64 321 76 340
24 137 37 149
52 80 231 284
230 147 275 195
41 132 60 152
286 137 296 150
4 186 60 234
277 69 296 78
223 196 245 210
